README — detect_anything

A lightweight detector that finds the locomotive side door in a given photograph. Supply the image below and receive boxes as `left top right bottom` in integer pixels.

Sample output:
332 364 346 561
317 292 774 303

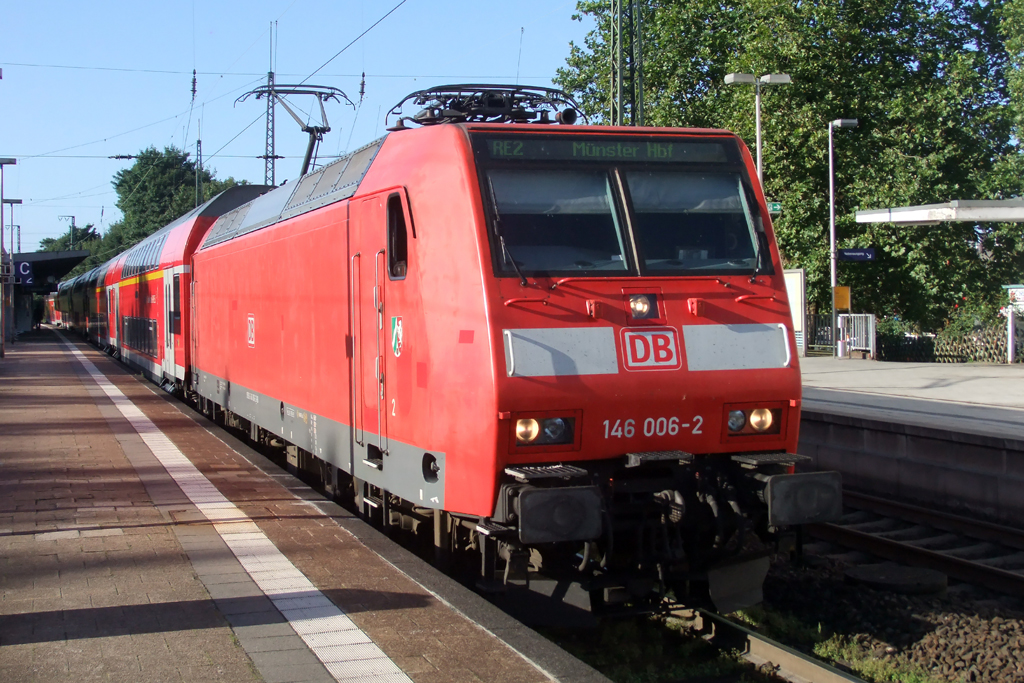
354 195 389 463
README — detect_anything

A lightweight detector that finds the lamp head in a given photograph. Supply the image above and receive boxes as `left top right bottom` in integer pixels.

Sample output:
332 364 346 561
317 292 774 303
759 73 792 85
724 73 756 85
831 118 859 129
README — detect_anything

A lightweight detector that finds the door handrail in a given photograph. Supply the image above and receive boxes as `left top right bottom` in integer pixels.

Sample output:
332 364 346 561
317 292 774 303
374 249 388 455
350 252 363 446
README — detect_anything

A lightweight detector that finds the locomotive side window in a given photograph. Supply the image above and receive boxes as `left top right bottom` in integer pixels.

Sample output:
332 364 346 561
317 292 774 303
625 171 759 274
486 170 628 275
387 193 409 279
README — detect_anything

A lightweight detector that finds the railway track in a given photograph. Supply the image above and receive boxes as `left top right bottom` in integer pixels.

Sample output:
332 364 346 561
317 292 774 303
685 609 866 683
808 491 1024 597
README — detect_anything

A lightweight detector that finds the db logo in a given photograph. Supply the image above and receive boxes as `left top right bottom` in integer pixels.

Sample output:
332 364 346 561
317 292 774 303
247 314 256 348
621 328 682 371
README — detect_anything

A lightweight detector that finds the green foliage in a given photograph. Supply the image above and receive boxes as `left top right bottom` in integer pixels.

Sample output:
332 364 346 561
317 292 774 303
46 146 242 280
738 606 943 682
543 616 766 682
875 315 918 338
939 296 1005 336
557 0 1024 330
814 635 944 683
38 223 100 253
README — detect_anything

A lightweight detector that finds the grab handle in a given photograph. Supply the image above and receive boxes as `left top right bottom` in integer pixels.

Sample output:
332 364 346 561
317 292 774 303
503 330 515 377
778 323 792 368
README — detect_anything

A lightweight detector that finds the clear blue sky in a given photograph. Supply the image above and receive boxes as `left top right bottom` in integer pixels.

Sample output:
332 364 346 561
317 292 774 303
1 1 594 251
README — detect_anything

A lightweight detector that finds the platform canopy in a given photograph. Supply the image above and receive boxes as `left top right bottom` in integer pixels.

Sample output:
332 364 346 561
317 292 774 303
8 249 90 293
855 199 1024 225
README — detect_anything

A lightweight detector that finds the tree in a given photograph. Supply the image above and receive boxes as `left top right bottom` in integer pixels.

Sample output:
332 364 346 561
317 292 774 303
39 223 100 252
557 0 1021 330
111 146 233 248
49 147 243 280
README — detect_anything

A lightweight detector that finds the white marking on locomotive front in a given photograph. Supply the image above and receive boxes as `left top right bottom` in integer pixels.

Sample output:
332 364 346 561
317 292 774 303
58 334 412 683
683 323 790 371
503 327 619 377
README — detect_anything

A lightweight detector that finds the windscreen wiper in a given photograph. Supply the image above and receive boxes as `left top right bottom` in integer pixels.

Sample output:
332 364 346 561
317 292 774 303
487 178 529 287
751 231 774 282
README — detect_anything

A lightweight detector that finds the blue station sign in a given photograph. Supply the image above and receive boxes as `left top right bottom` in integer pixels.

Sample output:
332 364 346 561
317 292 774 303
14 261 35 284
838 248 876 262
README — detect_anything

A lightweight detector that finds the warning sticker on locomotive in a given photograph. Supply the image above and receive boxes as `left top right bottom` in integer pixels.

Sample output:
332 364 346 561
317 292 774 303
391 316 403 357
620 327 682 371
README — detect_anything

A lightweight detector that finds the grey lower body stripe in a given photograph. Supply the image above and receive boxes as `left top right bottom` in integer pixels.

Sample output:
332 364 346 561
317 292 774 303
57 332 412 683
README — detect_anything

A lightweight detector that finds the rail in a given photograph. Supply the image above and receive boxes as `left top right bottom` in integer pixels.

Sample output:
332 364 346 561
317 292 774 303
691 609 866 683
809 492 1024 598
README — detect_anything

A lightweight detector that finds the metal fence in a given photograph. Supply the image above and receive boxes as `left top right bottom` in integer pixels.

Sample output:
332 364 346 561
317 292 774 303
807 314 834 351
807 313 876 358
838 313 876 358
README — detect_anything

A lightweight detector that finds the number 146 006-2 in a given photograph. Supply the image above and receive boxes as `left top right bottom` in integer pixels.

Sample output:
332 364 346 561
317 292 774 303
603 416 703 439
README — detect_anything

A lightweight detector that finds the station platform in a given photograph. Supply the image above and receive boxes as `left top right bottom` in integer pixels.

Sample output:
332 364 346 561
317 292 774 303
800 356 1024 441
0 329 607 683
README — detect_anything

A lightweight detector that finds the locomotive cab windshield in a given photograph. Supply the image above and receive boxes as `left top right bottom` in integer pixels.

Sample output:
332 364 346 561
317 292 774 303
473 133 769 279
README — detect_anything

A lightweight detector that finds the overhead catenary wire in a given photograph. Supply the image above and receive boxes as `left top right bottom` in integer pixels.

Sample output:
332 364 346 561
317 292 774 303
22 77 265 160
205 111 267 162
298 0 409 86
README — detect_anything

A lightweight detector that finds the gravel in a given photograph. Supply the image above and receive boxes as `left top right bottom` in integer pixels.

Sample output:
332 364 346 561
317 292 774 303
760 553 1024 682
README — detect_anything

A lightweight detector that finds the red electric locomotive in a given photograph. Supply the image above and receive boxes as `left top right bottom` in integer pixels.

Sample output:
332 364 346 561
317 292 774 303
60 86 840 613
187 86 840 612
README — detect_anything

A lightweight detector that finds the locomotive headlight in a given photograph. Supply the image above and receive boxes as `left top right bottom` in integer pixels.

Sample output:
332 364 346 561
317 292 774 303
727 410 747 433
629 294 652 318
543 417 567 441
516 419 541 443
749 408 774 432
512 416 576 447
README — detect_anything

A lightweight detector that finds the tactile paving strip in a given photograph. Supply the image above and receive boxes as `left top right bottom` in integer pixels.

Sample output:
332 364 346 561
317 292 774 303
59 334 412 683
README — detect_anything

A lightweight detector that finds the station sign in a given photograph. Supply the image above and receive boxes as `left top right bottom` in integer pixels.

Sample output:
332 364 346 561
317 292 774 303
834 286 851 311
14 261 34 285
838 248 875 262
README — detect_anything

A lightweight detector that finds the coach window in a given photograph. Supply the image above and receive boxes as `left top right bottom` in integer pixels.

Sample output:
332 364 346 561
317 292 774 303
387 193 409 279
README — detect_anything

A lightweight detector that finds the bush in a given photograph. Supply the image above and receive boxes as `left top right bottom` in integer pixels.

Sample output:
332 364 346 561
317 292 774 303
875 317 934 362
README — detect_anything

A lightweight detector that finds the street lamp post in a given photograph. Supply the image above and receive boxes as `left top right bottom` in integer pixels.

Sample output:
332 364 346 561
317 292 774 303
0 157 15 358
829 118 858 357
724 72 792 184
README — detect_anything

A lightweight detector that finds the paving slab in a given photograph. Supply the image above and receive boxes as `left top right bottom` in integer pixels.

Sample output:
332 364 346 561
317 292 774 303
801 356 1024 439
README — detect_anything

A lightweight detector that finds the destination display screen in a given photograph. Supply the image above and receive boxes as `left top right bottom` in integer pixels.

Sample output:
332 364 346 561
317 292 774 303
476 135 735 165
